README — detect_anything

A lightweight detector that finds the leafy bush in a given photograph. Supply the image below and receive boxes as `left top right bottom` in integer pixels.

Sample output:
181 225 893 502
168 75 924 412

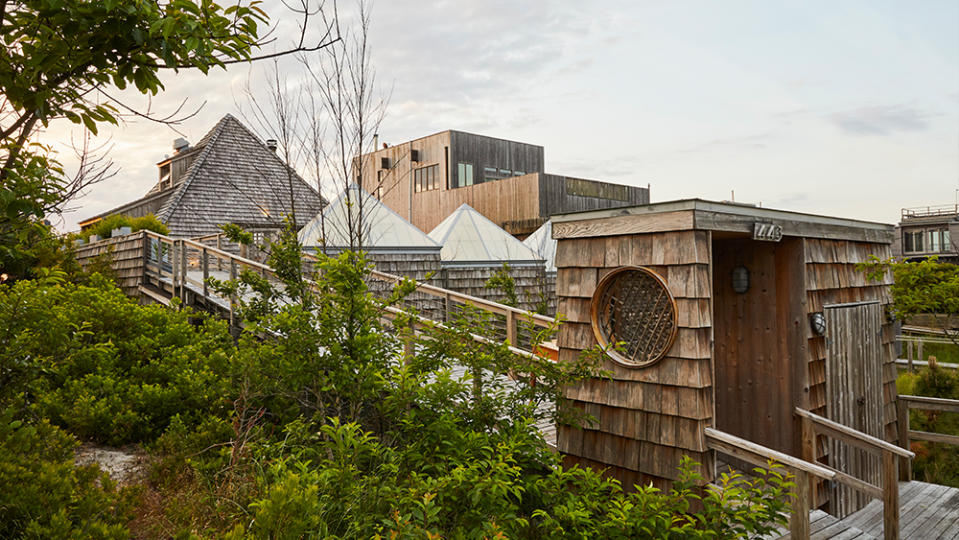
84 213 168 242
0 271 236 444
0 408 133 538
903 363 959 487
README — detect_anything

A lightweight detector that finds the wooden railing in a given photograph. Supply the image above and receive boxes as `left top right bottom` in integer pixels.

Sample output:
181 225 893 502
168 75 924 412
897 395 959 481
141 232 556 357
704 428 836 539
795 408 915 540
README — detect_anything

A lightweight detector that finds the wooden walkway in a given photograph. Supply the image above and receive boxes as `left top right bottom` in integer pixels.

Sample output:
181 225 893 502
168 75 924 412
776 481 959 539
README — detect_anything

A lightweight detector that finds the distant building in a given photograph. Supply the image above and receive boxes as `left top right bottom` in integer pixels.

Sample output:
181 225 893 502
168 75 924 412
893 204 958 263
79 114 324 239
355 130 649 237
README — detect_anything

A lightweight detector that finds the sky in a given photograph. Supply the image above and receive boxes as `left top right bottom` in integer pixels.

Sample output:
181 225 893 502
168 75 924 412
49 0 959 231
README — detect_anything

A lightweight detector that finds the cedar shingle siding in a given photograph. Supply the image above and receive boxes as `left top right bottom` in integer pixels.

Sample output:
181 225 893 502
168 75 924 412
84 114 324 238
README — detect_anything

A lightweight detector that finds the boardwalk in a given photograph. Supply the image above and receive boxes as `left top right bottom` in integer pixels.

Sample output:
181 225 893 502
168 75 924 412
776 481 959 539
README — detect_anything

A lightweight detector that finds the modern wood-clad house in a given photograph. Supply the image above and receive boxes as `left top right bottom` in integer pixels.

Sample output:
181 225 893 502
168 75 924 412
79 114 324 239
355 130 649 237
550 199 897 514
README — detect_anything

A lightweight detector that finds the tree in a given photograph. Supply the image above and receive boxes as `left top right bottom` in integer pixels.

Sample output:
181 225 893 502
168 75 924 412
0 0 341 277
861 256 959 345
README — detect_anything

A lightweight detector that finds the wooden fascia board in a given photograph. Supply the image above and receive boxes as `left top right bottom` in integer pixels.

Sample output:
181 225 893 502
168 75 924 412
552 210 694 239
691 209 895 244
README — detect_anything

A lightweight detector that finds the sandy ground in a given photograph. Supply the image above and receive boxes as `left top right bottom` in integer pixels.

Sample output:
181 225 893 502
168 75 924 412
75 444 148 485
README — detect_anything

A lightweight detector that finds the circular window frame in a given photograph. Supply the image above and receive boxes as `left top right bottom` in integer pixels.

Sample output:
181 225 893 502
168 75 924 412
589 266 679 369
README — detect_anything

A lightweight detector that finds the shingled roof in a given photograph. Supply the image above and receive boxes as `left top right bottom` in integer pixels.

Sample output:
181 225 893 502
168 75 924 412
81 114 324 238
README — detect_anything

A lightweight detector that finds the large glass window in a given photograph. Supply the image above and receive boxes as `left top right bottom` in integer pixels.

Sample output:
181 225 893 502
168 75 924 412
929 230 942 252
903 230 924 253
414 165 439 193
943 229 951 251
456 163 474 187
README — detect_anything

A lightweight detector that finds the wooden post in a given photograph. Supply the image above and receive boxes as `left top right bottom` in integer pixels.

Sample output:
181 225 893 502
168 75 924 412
917 340 924 366
800 414 818 507
882 449 899 540
790 469 811 540
897 400 911 481
444 292 451 323
241 243 248 260
907 341 914 371
506 310 516 345
229 259 237 328
202 247 209 299
172 241 179 300
179 240 187 304
216 235 223 272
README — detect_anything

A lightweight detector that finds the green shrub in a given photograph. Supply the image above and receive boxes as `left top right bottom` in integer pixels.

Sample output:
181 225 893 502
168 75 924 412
85 213 168 242
0 409 133 538
0 271 236 444
906 364 959 487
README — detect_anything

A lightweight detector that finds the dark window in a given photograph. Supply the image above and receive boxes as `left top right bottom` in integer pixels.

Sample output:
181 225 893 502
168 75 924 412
414 165 440 193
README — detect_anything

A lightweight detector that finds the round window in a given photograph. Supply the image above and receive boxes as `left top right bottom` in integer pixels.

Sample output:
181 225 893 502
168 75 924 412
590 266 678 368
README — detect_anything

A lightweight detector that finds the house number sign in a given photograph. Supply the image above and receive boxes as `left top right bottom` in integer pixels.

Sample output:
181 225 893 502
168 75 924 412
753 222 783 242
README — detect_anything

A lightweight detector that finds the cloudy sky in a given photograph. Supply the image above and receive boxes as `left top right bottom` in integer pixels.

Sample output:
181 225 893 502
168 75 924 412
50 0 959 231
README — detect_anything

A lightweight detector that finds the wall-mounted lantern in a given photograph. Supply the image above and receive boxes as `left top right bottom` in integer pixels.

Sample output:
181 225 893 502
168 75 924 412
810 312 827 336
731 266 750 294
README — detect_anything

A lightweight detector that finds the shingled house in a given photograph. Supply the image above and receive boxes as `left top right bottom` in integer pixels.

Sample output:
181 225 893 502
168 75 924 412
79 114 324 239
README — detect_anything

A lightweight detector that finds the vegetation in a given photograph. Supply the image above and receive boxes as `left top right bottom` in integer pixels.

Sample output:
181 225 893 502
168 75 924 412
865 256 959 487
81 214 169 242
0 235 795 537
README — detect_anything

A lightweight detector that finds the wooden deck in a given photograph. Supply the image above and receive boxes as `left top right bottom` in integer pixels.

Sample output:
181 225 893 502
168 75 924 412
775 481 959 539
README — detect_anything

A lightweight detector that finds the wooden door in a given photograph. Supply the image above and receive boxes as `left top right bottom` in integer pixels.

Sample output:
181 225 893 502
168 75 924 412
824 301 884 517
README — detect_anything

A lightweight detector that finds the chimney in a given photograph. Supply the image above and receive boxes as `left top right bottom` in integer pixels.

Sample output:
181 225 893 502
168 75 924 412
266 139 278 152
373 133 379 151
173 137 189 153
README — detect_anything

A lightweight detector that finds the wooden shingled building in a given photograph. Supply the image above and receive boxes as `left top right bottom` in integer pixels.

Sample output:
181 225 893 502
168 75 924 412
79 114 324 239
550 199 898 504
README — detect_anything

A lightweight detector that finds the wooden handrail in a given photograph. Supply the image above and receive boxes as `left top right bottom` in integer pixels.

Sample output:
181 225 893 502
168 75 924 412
899 394 959 413
796 407 913 540
705 428 834 479
794 408 914 459
705 427 833 539
141 231 554 355
897 394 959 482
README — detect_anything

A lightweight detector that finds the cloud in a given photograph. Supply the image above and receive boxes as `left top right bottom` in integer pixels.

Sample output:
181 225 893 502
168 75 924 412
828 104 931 135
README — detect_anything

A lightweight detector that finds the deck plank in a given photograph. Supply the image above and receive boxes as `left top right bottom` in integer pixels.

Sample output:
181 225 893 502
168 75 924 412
776 481 959 540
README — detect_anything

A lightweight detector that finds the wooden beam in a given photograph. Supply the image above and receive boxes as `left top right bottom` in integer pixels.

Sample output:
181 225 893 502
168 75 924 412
908 430 959 446
551 210 694 239
794 408 915 459
901 394 959 413
704 428 835 479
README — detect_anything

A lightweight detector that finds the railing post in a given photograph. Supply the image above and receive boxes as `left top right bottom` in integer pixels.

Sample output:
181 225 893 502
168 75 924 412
790 469 810 540
179 240 187 304
800 413 818 507
202 247 209 299
897 400 911 481
229 259 237 328
216 235 222 272
882 449 899 540
506 310 516 345
172 241 179 299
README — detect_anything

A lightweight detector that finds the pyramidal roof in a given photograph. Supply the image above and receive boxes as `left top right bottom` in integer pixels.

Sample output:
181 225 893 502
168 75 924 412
429 204 543 265
523 220 556 273
298 185 440 253
155 114 325 237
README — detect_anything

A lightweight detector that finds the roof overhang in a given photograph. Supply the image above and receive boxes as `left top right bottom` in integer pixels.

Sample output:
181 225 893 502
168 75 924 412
551 199 894 244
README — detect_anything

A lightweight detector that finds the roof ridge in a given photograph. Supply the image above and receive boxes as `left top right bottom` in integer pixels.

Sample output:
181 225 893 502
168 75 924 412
157 115 232 221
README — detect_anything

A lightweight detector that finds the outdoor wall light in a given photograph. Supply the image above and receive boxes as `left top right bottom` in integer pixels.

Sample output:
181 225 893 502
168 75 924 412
731 266 749 294
810 312 827 336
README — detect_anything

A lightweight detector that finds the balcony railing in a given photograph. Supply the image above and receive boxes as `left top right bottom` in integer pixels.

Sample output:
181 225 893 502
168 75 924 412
901 204 959 219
